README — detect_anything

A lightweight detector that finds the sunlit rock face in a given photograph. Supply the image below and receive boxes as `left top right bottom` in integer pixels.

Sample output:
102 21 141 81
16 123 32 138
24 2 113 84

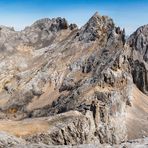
0 12 147 147
127 25 148 94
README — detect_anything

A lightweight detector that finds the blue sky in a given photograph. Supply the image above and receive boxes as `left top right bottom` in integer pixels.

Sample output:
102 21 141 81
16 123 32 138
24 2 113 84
0 0 147 35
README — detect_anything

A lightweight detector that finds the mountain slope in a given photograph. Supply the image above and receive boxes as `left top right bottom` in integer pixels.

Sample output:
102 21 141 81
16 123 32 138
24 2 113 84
0 12 147 146
126 85 148 139
127 25 148 94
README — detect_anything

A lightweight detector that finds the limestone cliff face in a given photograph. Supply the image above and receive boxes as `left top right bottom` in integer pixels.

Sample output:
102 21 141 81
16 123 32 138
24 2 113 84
0 12 147 146
127 25 148 94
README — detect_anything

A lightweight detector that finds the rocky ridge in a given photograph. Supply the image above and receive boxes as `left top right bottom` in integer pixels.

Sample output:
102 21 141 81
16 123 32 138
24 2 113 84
127 25 148 94
0 12 147 147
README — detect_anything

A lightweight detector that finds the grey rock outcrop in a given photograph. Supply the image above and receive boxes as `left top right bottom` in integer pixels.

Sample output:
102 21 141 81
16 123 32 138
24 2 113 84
127 25 148 94
0 12 147 147
0 132 25 148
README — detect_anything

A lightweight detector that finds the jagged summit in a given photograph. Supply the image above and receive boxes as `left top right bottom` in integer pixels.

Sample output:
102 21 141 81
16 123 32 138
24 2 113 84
76 11 116 43
127 24 148 94
89 11 101 20
0 12 147 147
88 11 114 25
132 24 148 35
76 11 126 50
30 17 78 33
32 18 51 25
93 11 99 16
31 17 69 32
128 24 148 56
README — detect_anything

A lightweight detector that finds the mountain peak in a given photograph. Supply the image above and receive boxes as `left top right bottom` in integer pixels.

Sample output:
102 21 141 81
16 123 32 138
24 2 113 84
31 17 69 31
77 12 115 42
92 11 99 17
0 12 147 147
